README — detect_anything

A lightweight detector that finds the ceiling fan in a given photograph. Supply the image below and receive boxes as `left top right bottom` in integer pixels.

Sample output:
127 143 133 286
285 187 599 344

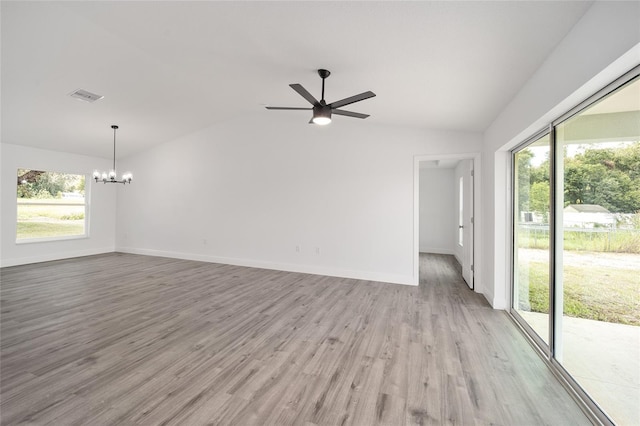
266 69 376 125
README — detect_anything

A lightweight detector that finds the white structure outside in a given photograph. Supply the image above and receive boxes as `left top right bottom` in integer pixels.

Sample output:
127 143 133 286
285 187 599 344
564 204 616 228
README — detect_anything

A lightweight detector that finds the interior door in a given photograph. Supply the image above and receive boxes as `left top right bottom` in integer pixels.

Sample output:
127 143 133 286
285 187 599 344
461 161 474 288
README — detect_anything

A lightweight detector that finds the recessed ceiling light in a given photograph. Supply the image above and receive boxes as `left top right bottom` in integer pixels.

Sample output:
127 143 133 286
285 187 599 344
68 88 103 103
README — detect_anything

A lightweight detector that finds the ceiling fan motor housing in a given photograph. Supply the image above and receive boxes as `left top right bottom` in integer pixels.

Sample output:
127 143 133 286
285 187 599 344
313 103 332 121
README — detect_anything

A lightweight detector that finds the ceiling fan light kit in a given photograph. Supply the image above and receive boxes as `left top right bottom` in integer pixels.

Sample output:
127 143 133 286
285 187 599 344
266 69 375 125
93 125 133 185
312 103 332 125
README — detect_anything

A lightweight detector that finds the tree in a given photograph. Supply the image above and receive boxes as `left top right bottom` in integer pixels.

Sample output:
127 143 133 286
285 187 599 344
17 169 45 186
515 148 551 220
563 142 640 213
529 181 550 220
515 149 534 214
16 170 70 199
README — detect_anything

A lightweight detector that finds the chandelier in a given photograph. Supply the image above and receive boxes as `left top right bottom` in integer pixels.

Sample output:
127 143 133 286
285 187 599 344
93 125 132 184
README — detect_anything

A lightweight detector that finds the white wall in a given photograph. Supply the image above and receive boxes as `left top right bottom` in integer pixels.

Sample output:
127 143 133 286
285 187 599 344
419 168 455 254
481 1 640 308
115 114 481 286
1 143 117 266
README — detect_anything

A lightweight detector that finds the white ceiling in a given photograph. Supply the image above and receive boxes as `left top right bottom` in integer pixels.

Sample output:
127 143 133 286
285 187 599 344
1 1 593 159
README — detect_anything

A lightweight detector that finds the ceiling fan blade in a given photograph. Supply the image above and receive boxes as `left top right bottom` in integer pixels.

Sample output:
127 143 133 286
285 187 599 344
290 84 319 105
329 91 376 109
265 106 313 110
332 109 370 119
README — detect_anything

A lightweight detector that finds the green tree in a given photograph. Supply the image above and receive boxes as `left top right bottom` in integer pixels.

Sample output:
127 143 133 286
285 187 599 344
529 181 550 220
563 142 640 213
77 176 86 194
16 170 70 199
515 149 534 214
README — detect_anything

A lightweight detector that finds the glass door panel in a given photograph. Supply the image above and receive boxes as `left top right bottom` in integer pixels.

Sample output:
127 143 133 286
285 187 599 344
555 76 640 425
513 134 551 345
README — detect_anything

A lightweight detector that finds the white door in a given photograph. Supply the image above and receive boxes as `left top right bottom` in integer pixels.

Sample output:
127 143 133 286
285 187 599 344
461 161 474 288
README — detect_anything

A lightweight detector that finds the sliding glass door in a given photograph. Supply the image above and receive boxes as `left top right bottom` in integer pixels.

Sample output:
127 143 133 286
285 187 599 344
513 133 551 346
555 75 640 425
512 69 639 425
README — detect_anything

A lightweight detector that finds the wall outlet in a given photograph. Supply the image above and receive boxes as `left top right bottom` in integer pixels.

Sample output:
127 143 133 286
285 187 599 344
296 245 301 253
315 247 321 255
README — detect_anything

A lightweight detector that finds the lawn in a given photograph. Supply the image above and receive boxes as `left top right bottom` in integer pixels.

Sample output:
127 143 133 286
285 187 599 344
17 221 85 239
17 200 85 240
518 227 640 253
518 260 639 326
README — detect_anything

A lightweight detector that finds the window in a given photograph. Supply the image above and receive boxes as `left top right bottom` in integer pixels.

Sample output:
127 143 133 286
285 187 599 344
17 169 87 241
511 69 639 425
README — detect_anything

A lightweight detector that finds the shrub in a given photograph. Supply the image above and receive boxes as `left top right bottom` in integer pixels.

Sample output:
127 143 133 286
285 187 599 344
60 213 85 220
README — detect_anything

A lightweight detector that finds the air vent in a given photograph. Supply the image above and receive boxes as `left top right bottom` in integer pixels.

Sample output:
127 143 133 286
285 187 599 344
69 89 103 103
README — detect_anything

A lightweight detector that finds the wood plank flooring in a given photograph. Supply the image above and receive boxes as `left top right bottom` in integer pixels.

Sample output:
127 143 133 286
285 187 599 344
0 253 589 425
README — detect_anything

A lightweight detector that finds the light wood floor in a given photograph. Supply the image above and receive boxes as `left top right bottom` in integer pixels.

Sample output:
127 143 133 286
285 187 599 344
1 253 589 425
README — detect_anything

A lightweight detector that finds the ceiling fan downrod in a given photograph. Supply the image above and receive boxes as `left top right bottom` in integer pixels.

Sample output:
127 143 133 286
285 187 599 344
318 69 330 102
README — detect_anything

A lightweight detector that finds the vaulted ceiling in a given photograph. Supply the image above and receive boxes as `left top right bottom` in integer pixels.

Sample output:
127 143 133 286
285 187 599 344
1 1 593 159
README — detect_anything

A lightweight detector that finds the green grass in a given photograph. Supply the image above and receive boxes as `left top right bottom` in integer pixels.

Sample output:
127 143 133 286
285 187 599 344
17 221 85 239
16 201 86 240
518 228 640 253
17 203 84 221
519 261 639 326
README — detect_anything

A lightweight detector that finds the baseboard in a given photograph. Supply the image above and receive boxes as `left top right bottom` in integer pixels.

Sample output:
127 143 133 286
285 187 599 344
117 246 416 286
1 247 116 268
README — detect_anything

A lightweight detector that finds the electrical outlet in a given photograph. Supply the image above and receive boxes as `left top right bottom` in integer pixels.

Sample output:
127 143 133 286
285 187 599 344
296 245 301 253
315 247 321 255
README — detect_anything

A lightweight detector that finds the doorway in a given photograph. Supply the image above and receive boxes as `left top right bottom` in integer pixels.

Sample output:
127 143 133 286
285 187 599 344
414 154 480 290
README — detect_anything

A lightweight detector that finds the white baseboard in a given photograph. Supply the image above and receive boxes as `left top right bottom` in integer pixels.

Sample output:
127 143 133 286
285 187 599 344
117 246 417 287
1 247 115 268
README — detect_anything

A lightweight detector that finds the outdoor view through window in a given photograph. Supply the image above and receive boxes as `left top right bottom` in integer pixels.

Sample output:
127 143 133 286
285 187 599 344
513 76 639 425
16 170 87 241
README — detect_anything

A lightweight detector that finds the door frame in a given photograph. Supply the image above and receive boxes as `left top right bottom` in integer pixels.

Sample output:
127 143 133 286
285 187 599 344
413 152 481 291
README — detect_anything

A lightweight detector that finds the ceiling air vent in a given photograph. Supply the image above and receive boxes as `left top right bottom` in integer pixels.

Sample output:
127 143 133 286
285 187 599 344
69 88 103 103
